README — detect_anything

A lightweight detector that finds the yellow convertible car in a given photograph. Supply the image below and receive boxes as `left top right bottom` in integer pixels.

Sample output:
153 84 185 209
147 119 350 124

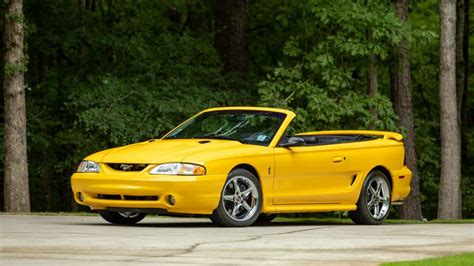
71 107 412 226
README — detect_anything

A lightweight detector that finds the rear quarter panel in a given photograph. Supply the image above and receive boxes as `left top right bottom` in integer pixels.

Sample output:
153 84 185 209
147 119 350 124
336 138 410 203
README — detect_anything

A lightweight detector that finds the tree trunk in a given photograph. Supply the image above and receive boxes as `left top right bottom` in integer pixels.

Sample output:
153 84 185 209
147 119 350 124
459 0 469 174
455 0 467 120
393 0 423 220
389 60 399 109
215 0 247 74
3 0 30 212
368 53 378 100
438 0 462 219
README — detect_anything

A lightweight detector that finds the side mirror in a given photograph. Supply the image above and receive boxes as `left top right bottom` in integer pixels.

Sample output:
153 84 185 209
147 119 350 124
279 137 306 148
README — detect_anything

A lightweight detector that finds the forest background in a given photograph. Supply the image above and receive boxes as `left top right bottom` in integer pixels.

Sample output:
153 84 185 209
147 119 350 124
1 0 472 220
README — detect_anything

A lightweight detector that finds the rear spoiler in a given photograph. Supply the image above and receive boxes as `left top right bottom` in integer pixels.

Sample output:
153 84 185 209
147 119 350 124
297 130 403 142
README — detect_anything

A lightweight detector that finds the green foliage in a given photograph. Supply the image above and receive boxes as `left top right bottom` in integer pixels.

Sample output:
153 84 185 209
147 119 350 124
66 29 233 146
5 11 25 24
257 0 401 133
259 64 398 132
3 0 248 211
4 59 28 75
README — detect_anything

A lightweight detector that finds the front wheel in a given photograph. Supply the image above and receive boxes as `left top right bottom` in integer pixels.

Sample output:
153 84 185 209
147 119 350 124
211 169 262 227
349 170 391 225
99 211 147 225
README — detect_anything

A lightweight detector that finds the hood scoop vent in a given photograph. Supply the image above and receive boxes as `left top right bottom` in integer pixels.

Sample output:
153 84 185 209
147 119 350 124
198 140 211 144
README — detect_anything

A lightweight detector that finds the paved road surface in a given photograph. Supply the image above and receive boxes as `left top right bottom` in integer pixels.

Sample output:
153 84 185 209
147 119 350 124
1 215 473 265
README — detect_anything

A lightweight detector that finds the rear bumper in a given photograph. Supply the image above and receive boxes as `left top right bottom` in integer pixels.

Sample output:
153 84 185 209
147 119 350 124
390 166 412 202
71 172 225 215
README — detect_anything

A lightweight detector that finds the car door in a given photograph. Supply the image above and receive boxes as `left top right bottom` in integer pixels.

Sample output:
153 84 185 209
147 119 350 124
273 142 360 205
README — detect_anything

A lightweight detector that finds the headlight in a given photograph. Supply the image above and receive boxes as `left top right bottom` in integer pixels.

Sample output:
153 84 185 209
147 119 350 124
149 163 206 175
77 160 100 173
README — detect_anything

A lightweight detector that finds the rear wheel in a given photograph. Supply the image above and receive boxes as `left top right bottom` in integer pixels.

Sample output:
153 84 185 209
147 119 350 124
211 169 262 227
349 170 391 225
99 211 147 225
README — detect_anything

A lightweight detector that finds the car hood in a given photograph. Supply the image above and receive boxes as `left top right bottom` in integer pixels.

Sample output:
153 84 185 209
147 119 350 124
95 139 249 164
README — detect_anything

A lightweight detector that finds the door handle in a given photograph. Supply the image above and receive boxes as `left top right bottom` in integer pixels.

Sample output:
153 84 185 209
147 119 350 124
332 156 345 163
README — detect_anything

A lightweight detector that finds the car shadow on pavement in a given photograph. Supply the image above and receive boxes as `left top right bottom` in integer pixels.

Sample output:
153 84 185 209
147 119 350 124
70 220 353 228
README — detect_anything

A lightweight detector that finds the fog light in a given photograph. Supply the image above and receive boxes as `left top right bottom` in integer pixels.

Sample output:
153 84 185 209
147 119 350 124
77 192 84 202
168 195 176 206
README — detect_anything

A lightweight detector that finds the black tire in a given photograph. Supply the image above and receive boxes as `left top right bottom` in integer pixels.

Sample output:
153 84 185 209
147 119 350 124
255 213 277 223
349 170 391 225
98 211 147 225
211 168 262 227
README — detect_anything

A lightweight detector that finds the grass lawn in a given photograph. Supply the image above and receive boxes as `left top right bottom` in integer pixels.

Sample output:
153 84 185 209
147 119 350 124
382 252 474 265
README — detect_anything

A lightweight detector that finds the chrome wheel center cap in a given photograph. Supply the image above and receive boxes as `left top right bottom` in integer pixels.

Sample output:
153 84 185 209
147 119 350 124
234 195 242 203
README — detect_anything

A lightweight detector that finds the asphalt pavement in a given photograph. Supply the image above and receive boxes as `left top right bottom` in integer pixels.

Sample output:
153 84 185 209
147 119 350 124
1 215 473 265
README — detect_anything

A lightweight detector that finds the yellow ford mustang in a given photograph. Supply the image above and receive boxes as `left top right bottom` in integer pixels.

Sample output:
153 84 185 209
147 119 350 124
71 107 412 226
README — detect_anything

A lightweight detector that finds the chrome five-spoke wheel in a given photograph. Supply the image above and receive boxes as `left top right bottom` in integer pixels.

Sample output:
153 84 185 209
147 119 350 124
211 168 262 227
366 176 390 219
350 170 391 225
222 176 259 221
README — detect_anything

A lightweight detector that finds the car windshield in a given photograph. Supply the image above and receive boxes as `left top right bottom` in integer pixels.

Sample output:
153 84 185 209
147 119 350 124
164 110 286 146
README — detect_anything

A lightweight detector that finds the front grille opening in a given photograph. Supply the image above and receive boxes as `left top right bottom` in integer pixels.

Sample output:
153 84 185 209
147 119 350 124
123 195 159 201
98 194 121 200
107 163 148 171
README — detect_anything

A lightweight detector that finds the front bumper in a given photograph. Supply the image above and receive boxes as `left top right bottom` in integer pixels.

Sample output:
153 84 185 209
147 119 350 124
71 171 225 215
